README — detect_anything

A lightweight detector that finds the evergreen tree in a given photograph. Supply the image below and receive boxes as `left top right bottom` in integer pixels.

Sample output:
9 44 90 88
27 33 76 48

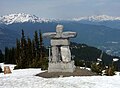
104 66 115 76
91 62 103 75
15 30 48 69
4 47 16 64
4 47 9 64
104 62 115 76
11 47 16 64
32 40 36 59
0 66 2 73
33 31 41 67
39 30 44 58
19 29 27 68
34 31 39 53
39 30 48 70
0 50 4 63
26 37 32 67
15 39 22 68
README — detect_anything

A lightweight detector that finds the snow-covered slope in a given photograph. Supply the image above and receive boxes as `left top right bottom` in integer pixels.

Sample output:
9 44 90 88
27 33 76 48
73 15 120 22
0 13 54 25
0 67 120 88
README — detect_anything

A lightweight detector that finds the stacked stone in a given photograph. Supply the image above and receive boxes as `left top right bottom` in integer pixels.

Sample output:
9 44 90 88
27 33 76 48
43 25 77 72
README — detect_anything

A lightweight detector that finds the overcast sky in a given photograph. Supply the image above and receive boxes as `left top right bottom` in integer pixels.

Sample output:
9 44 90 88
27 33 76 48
0 0 120 19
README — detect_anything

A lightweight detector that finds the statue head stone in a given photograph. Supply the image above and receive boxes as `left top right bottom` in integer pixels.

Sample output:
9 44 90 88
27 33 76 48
56 24 63 37
56 25 63 33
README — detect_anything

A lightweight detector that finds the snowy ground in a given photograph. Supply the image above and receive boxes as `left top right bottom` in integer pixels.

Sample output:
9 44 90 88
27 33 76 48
0 64 120 88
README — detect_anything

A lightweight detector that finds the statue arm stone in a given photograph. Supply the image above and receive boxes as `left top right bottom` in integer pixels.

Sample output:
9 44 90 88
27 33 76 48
62 32 77 38
42 32 56 38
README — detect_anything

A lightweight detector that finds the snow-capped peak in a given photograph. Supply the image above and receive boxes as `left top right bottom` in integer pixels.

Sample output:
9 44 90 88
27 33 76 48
73 15 120 22
0 13 53 25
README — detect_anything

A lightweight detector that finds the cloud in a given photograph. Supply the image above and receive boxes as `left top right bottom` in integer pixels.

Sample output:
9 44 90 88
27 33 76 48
0 0 120 18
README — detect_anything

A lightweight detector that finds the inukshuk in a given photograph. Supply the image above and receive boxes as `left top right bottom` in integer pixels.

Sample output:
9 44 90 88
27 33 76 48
43 25 77 72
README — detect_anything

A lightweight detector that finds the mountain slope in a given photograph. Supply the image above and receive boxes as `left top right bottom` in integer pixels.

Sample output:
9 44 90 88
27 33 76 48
0 27 20 51
72 15 120 29
70 42 119 64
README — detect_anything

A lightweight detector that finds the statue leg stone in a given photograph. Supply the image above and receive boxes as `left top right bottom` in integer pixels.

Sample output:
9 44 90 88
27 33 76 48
51 46 59 62
48 45 75 72
61 46 71 62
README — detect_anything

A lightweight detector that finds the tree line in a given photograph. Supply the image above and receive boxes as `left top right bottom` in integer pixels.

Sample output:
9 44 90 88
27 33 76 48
0 32 120 75
0 30 48 70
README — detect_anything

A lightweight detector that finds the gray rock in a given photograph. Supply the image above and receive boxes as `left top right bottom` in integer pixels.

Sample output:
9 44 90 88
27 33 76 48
43 24 77 72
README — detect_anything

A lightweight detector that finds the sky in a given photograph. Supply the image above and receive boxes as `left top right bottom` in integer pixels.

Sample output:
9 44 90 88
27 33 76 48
0 0 120 19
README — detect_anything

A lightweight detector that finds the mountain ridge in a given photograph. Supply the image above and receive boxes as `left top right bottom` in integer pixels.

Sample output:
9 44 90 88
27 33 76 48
1 13 120 25
72 15 120 22
0 13 56 25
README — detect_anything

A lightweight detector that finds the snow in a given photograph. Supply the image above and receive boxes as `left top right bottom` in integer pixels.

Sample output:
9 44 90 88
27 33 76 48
0 13 54 25
0 63 16 71
73 15 120 22
80 67 91 71
0 64 120 88
0 66 120 88
115 72 120 76
1 13 120 25
113 58 119 62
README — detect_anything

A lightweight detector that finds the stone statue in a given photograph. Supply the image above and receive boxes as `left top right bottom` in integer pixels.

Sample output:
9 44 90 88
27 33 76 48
43 24 77 72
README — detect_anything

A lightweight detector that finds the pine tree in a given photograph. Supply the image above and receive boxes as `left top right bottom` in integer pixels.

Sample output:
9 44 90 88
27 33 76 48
15 39 22 68
39 30 48 70
4 47 16 64
32 31 40 67
0 50 4 63
11 47 16 64
104 63 115 76
0 66 2 73
4 47 9 64
32 40 36 59
31 40 36 67
39 30 43 58
91 62 103 75
20 29 27 68
16 39 20 62
15 30 48 69
34 31 39 50
26 37 32 67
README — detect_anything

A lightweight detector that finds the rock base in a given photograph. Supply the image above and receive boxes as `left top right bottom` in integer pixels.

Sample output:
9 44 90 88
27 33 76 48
48 60 75 72
36 67 97 78
4 66 12 74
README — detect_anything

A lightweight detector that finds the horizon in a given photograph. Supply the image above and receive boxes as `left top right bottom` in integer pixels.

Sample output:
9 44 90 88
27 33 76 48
0 0 120 19
1 13 120 20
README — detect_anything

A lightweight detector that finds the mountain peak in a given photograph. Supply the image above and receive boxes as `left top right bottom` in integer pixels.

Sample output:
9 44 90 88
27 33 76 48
73 15 120 22
0 13 53 25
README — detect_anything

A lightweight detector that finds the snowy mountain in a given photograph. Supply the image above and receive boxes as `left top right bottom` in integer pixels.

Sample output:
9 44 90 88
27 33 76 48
0 13 54 25
1 13 120 56
73 15 120 22
1 13 120 25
